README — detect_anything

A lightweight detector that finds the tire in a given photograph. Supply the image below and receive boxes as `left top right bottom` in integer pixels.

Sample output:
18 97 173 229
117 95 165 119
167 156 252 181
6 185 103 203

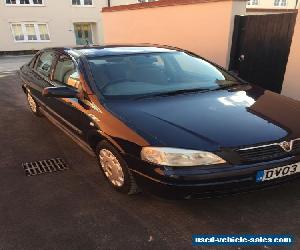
96 140 140 195
26 92 42 117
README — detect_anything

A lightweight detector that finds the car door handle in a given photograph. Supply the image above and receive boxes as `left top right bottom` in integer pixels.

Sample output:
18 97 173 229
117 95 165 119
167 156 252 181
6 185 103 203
63 98 91 110
88 114 100 122
64 100 73 105
78 99 91 110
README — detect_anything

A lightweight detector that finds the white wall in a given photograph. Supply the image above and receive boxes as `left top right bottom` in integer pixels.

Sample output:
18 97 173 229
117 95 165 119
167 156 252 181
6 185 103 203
0 0 103 51
247 0 298 9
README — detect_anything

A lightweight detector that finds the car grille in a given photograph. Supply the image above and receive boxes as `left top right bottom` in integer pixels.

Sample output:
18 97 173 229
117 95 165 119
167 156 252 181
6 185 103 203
236 139 300 163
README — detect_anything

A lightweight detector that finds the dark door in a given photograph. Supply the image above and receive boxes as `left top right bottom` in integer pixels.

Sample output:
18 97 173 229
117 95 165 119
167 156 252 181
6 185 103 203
229 13 297 93
48 53 92 138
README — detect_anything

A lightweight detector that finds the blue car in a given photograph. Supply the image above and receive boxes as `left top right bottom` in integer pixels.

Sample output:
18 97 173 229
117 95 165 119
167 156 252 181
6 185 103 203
19 45 300 199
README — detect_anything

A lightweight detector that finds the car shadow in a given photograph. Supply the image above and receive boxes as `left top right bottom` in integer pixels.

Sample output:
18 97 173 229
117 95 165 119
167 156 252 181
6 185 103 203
141 180 300 233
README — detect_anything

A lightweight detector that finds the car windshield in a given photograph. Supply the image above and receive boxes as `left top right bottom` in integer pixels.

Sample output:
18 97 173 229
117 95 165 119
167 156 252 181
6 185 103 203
88 51 239 98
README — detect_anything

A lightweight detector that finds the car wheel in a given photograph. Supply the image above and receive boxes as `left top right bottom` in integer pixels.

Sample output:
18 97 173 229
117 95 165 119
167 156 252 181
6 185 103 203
96 141 140 195
27 93 42 117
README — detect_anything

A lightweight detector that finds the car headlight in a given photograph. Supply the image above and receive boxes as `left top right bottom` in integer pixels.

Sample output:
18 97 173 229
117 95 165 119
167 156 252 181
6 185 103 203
141 147 226 167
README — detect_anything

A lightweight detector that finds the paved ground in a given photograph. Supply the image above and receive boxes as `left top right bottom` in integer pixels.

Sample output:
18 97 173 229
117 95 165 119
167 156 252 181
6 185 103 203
0 55 33 72
0 57 299 250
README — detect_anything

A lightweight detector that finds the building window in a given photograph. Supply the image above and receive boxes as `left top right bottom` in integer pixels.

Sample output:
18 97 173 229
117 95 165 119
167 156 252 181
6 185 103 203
274 0 287 6
72 0 92 6
11 23 50 42
247 0 259 5
11 24 24 41
6 0 43 5
38 24 50 40
25 24 37 40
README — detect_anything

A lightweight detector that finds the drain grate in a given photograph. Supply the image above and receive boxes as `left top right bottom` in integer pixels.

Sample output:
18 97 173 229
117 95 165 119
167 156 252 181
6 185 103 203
22 158 68 176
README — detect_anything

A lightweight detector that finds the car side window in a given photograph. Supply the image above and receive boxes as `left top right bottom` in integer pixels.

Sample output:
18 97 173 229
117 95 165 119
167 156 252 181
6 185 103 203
53 55 80 89
35 51 55 77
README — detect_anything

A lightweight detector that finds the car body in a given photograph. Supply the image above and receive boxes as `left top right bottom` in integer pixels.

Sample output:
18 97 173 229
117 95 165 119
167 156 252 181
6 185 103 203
19 45 300 199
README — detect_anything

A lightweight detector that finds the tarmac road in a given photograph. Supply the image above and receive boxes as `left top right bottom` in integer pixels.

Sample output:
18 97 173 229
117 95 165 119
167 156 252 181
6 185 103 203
0 56 299 250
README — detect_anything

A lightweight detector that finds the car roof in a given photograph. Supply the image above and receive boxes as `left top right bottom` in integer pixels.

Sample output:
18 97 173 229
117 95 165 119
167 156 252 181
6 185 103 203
48 45 179 58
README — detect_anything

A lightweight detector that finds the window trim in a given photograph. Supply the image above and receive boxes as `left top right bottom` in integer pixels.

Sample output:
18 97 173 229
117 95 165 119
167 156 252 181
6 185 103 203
29 53 39 68
5 0 45 7
10 22 51 43
71 0 94 7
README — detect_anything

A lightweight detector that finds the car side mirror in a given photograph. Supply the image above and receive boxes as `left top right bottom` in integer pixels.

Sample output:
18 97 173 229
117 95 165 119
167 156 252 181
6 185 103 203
42 86 79 98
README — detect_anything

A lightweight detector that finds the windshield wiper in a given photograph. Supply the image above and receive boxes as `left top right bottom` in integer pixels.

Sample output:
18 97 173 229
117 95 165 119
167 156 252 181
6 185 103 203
135 88 211 100
134 81 243 100
213 80 242 90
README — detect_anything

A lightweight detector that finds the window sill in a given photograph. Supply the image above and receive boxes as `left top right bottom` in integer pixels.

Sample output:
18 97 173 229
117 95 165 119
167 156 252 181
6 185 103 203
71 5 95 8
5 4 46 7
13 40 51 43
246 6 289 9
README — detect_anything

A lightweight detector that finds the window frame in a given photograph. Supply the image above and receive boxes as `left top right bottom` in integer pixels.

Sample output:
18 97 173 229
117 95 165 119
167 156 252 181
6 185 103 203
5 0 44 7
71 0 94 7
273 0 288 7
10 22 50 43
28 53 39 69
247 0 259 6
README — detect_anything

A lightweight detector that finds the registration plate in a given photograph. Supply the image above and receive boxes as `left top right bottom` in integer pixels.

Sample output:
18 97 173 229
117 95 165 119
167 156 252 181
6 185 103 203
256 162 300 182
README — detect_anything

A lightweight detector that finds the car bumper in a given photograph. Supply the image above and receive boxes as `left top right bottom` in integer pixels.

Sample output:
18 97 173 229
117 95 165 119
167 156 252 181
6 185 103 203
125 155 300 199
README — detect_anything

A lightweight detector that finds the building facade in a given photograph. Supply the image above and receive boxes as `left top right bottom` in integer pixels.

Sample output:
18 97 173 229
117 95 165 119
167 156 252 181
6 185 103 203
247 0 299 14
102 0 247 68
0 0 137 52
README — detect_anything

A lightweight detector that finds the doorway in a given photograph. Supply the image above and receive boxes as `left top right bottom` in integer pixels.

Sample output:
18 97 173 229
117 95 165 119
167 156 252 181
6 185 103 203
74 23 93 46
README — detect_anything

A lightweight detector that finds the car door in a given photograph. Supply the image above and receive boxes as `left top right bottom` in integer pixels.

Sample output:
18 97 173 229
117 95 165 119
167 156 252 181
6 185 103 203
47 52 93 138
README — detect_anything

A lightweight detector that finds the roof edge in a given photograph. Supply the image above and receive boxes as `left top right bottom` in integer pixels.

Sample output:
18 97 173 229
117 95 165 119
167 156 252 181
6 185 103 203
102 0 246 13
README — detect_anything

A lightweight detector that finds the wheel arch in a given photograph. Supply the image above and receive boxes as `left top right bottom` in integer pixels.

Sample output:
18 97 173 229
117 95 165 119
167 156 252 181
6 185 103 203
86 130 125 154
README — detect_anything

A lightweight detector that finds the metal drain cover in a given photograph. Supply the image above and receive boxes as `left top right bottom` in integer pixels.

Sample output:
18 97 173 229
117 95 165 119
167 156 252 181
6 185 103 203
22 158 68 176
